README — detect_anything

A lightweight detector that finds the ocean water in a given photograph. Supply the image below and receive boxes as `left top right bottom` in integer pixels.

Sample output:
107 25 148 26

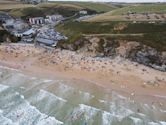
0 66 165 125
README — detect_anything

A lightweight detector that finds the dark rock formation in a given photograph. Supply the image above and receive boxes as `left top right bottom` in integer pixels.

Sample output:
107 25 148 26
57 37 166 71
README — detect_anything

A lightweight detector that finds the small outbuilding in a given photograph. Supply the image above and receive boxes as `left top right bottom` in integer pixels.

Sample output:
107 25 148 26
29 17 45 25
36 38 57 47
79 10 88 15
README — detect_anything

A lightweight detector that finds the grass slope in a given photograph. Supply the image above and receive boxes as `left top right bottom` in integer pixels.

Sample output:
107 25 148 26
37 3 83 10
49 1 118 12
0 0 34 10
9 3 84 18
56 21 166 51
86 4 166 22
110 4 166 15
1 1 117 19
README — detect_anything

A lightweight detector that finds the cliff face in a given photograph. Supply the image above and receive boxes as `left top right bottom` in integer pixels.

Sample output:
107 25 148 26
116 40 166 71
57 37 166 71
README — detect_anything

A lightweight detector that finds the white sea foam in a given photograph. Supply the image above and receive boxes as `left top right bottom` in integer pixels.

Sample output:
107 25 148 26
20 95 25 99
58 83 73 94
0 65 19 72
102 111 114 125
111 91 127 100
109 101 134 121
36 116 63 125
40 89 67 102
43 79 53 83
99 99 108 104
18 73 27 77
29 89 67 103
0 109 3 114
79 104 100 112
0 84 9 92
15 92 19 95
160 121 166 125
8 101 63 125
102 110 140 125
30 77 37 80
20 86 25 89
137 112 147 119
70 104 100 121
0 73 28 87
79 91 95 101
0 65 165 124
79 104 100 121
0 83 63 125
99 99 105 103
160 110 166 113
0 113 18 125
4 91 63 125
129 116 143 125
148 122 160 125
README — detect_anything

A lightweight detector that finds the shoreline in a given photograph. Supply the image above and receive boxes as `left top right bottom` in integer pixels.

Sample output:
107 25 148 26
0 43 166 107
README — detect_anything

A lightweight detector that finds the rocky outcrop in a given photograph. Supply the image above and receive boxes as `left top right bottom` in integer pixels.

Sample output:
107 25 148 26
130 46 165 71
76 37 120 57
116 41 141 58
57 37 166 71
116 41 166 71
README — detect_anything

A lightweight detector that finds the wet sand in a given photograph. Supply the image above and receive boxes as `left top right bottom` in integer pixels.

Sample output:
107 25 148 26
0 43 166 106
0 66 165 125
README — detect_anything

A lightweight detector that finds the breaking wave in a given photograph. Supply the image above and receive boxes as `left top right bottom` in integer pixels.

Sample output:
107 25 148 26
0 66 165 125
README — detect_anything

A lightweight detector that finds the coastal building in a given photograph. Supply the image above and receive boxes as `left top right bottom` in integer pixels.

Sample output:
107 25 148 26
23 28 35 36
36 38 58 47
29 17 45 25
79 10 88 15
15 19 29 30
3 19 29 31
22 35 34 43
45 15 63 23
12 32 23 37
0 12 12 23
20 28 35 42
3 18 31 37
12 28 35 37
35 28 67 47
2 17 36 39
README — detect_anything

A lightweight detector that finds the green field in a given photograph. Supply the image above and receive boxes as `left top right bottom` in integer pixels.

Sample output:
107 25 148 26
49 1 118 12
0 0 34 10
8 1 115 18
9 3 84 18
86 4 166 22
0 1 118 18
109 4 166 15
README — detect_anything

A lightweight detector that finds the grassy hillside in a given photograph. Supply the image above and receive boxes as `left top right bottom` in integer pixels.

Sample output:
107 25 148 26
56 21 166 51
0 0 34 10
50 1 118 12
86 4 166 22
37 2 83 10
109 4 166 15
9 3 85 18
0 1 117 18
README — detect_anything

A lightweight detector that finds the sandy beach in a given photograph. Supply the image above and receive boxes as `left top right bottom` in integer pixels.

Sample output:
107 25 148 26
0 43 166 106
